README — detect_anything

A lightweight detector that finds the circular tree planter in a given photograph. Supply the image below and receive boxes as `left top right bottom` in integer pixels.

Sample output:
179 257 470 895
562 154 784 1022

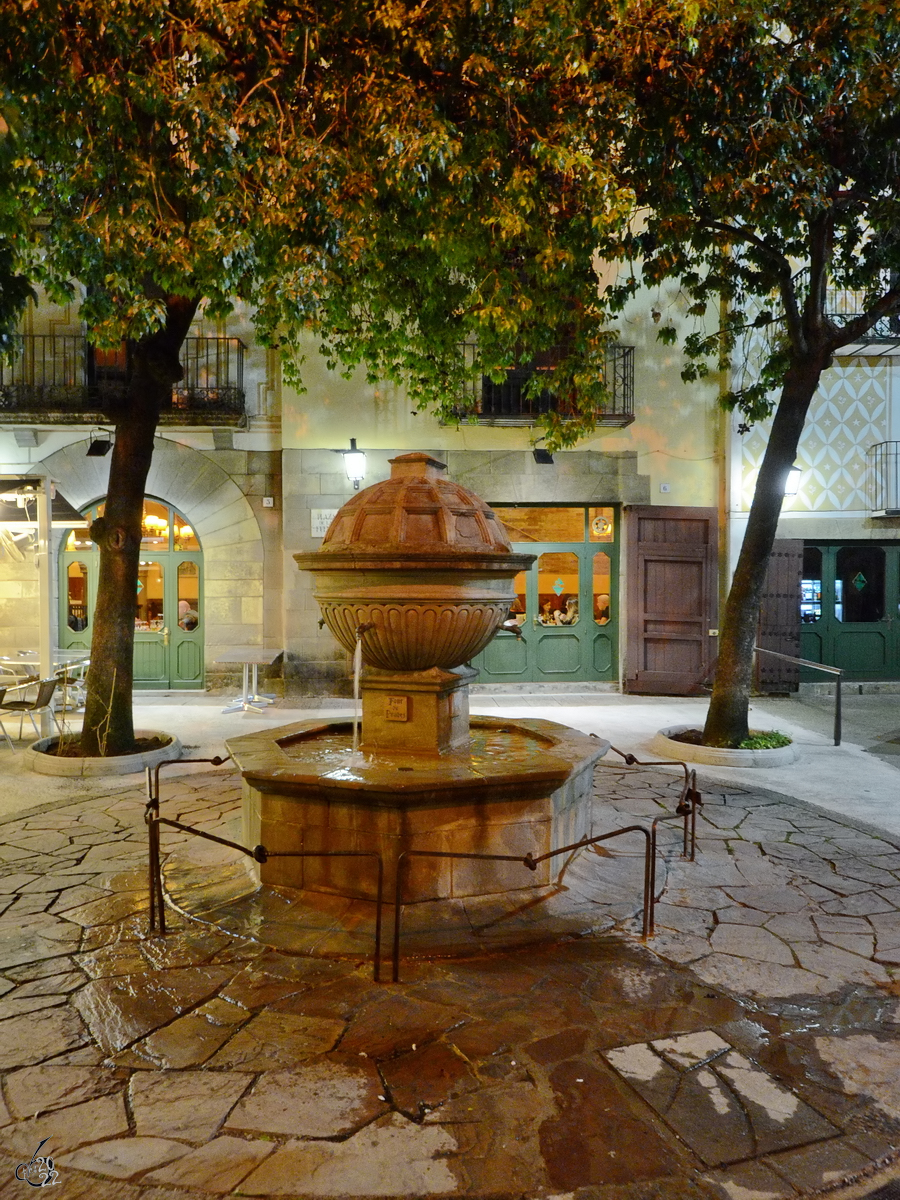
650 725 798 768
26 731 182 777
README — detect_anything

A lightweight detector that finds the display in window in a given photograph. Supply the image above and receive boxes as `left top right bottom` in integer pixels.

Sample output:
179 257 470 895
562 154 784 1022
593 552 612 624
66 561 89 631
537 552 579 625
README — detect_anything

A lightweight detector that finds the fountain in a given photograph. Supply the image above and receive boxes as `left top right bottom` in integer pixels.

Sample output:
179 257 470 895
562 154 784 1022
224 454 608 918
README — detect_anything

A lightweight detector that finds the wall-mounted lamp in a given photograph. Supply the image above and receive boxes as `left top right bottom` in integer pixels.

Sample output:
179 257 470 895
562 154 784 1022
532 437 554 465
86 430 113 457
784 465 802 496
338 438 367 490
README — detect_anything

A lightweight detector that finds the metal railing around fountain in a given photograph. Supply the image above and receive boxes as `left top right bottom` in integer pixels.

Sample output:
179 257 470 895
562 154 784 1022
605 743 703 863
143 747 703 985
391 825 654 984
387 744 701 981
144 757 386 980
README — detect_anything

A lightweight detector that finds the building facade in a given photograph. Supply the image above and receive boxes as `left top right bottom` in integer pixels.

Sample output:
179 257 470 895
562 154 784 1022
2 284 898 695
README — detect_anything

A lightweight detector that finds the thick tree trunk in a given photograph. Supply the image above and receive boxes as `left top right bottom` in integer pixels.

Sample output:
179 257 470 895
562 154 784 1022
80 295 199 756
702 353 826 747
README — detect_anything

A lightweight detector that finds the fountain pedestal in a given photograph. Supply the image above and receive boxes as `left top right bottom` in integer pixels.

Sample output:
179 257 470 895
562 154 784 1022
360 665 475 755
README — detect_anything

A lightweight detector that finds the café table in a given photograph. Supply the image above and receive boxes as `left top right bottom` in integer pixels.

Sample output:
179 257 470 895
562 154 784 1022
215 647 283 714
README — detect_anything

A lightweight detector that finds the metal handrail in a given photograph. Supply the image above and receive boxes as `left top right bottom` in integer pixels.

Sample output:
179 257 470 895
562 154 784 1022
392 823 654 983
144 757 385 980
754 645 843 745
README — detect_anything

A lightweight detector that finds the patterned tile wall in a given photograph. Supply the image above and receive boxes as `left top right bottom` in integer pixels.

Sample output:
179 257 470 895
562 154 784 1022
739 359 891 512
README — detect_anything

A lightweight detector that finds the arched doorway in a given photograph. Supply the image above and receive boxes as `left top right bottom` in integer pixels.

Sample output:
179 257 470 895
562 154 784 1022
59 496 204 689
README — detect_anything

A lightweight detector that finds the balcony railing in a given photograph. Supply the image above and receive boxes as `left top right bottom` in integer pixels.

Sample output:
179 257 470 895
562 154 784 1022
0 335 246 425
826 275 900 355
458 343 634 427
867 442 900 515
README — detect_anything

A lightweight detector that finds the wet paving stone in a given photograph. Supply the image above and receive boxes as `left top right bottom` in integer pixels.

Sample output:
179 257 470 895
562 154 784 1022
0 762 897 1196
380 1039 479 1118
606 1030 840 1167
225 1056 389 1136
72 966 232 1053
540 1056 683 1189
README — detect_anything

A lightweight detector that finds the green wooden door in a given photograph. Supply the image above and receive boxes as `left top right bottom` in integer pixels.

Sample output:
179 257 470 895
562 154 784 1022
60 498 204 689
800 542 900 679
471 505 618 683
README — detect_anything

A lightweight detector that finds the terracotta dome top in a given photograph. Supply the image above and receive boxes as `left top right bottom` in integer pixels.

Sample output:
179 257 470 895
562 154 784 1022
315 452 514 558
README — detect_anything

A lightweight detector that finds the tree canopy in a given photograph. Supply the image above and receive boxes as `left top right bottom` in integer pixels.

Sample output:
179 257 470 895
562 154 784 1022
0 0 631 752
584 0 900 743
4 0 900 750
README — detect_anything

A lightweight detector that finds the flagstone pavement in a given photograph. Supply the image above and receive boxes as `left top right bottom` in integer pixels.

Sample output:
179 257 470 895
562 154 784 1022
0 755 899 1199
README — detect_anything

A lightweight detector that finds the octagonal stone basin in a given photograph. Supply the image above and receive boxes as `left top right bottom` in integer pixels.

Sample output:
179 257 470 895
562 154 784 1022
226 717 607 904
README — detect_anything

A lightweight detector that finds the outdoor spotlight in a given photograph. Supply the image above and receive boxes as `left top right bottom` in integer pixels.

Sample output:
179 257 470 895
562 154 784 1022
532 448 554 465
784 466 802 496
339 438 368 489
86 430 113 457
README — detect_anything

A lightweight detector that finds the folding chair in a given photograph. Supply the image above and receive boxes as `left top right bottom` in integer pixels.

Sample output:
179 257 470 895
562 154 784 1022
0 678 62 742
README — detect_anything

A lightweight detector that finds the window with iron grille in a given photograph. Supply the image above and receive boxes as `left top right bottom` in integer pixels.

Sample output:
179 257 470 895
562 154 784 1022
457 342 634 427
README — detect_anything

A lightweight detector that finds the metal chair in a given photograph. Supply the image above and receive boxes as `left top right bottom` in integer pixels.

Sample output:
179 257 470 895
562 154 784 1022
0 678 62 742
0 690 14 751
55 658 90 712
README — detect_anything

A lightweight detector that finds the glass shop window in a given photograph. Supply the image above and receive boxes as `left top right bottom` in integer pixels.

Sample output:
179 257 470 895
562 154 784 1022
835 546 885 623
593 552 612 624
173 514 199 552
136 561 165 630
800 546 822 624
537 551 580 625
66 561 89 631
491 506 584 543
506 569 527 626
141 499 170 549
64 526 92 552
177 561 201 631
588 507 615 543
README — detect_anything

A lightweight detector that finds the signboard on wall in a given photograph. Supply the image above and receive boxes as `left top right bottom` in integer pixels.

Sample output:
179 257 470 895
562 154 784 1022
310 509 339 538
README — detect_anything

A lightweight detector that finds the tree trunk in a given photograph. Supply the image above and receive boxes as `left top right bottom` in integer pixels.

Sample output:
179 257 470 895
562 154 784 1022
702 353 826 747
80 295 199 756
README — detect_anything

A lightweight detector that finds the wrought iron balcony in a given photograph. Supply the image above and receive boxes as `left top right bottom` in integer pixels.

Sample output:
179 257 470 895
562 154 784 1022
0 335 246 426
457 343 634 427
827 279 900 356
867 442 900 516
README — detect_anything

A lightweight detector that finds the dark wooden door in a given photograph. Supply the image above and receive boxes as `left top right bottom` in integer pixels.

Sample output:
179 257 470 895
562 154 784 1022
756 539 802 692
624 506 718 695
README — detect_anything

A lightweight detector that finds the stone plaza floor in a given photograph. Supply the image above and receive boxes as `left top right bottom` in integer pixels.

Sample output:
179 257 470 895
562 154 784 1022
0 727 899 1199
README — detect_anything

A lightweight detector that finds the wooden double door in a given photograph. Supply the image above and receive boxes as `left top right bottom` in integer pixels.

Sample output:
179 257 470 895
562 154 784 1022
623 506 719 695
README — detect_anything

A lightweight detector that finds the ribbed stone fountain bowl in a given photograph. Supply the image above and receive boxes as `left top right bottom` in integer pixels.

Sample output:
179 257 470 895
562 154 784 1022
294 453 534 672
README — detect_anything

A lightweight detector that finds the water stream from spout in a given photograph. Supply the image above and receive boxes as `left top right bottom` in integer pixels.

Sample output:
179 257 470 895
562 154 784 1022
352 634 363 757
